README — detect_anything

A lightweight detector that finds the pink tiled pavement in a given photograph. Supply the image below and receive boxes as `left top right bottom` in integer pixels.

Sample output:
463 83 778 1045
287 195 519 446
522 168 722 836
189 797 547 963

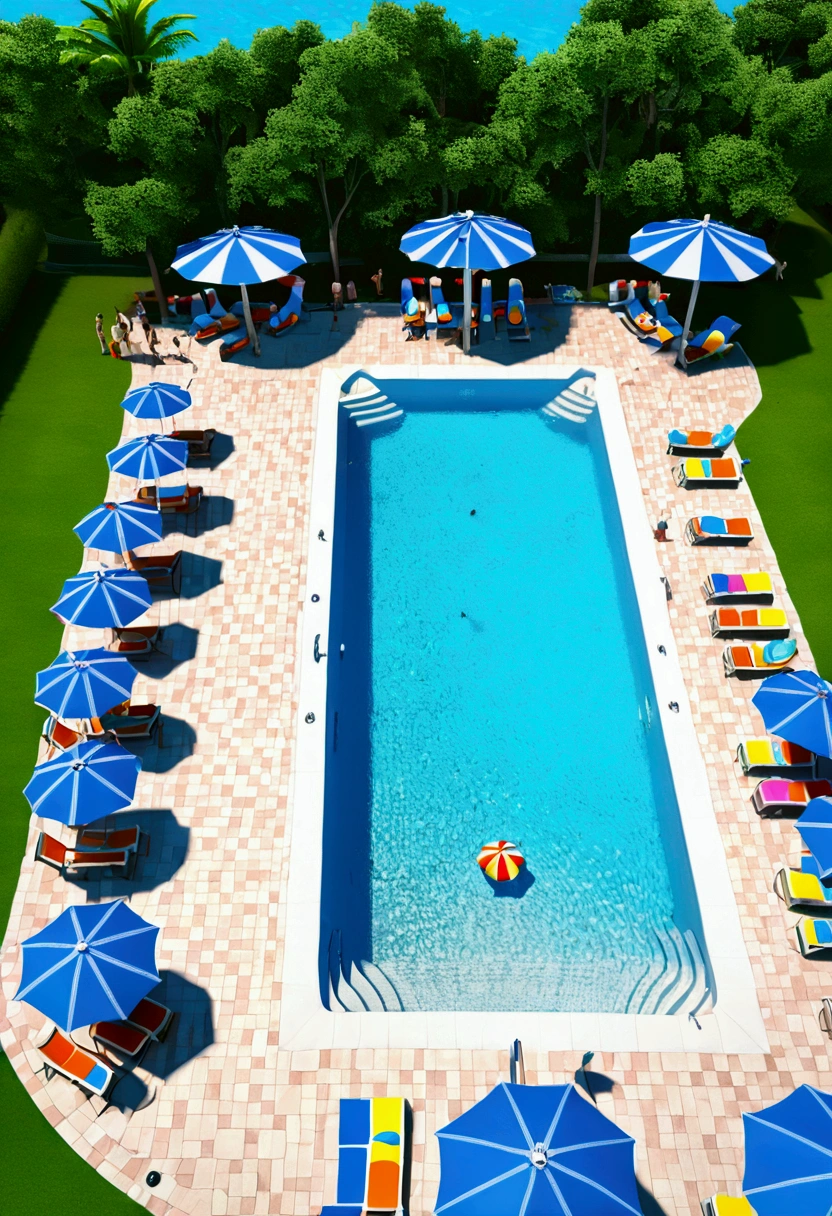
1 303 829 1215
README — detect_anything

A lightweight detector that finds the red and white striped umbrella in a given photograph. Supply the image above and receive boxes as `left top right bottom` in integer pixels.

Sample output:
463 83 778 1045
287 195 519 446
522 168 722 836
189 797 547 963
477 841 525 882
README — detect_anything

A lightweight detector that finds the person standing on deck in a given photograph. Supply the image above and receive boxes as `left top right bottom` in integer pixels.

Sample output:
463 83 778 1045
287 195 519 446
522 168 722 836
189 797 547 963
95 313 108 355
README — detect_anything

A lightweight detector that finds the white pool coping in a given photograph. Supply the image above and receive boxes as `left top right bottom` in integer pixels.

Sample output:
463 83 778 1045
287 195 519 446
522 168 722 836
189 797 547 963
280 363 768 1055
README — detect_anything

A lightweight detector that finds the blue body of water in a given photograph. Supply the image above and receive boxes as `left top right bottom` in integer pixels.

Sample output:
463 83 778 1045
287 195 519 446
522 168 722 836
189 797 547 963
4 0 734 61
321 378 707 1013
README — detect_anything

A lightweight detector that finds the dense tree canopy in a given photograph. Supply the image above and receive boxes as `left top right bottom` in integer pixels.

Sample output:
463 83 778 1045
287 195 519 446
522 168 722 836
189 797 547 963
3 0 832 280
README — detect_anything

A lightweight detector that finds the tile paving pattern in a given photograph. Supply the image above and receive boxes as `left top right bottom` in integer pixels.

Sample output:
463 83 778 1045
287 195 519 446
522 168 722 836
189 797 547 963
1 304 829 1215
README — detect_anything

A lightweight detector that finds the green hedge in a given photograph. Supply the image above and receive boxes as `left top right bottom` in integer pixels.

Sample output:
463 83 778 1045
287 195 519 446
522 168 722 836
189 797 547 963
0 208 45 333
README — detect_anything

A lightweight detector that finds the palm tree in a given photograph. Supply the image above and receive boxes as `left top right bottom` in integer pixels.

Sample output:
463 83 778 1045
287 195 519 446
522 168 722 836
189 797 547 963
59 0 197 96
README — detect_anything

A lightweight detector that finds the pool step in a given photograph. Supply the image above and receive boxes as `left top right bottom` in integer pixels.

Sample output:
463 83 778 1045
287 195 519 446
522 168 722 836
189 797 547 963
359 961 404 1012
628 923 712 1016
340 376 403 429
543 376 597 425
326 930 403 1012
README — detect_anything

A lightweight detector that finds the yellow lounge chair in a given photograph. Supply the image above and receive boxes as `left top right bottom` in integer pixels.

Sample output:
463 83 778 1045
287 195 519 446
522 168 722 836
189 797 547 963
775 859 832 911
737 738 815 776
797 918 832 957
673 457 743 488
701 1197 757 1216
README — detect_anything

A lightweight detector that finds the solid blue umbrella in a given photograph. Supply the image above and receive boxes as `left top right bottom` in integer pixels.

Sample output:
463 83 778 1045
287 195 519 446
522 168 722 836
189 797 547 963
121 381 192 422
752 669 832 759
74 501 162 553
628 215 774 365
24 740 140 826
400 210 536 354
14 900 160 1031
35 649 136 720
107 433 189 481
434 1082 641 1216
797 797 832 881
172 224 306 357
743 1084 832 1216
51 568 152 628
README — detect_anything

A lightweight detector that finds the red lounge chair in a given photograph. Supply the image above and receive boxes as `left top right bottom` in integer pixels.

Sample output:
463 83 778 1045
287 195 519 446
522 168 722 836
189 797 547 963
98 702 161 740
92 1020 149 1058
124 549 182 594
169 429 216 458
38 1027 115 1098
126 996 173 1041
194 313 239 341
752 778 832 817
219 332 250 361
76 824 142 851
42 718 86 754
35 831 135 877
106 625 161 659
135 484 202 514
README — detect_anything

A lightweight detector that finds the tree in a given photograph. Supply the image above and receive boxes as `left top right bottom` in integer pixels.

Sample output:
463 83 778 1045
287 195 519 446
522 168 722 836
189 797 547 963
85 177 195 315
58 0 197 96
692 133 795 223
733 0 832 76
228 26 432 280
749 68 832 207
248 20 324 116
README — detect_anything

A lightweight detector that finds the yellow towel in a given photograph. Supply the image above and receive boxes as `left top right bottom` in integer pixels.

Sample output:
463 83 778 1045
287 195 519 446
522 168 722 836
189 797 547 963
759 609 787 628
686 459 705 478
744 573 772 593
744 739 773 766
788 871 825 901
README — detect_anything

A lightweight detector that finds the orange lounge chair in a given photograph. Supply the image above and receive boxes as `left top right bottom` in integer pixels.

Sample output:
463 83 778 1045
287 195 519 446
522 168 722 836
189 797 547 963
752 778 832 817
91 1020 149 1058
169 428 216 458
76 824 142 852
35 831 135 877
106 625 161 659
723 638 797 677
219 332 250 361
135 484 202 514
38 1027 115 1098
685 516 753 546
709 607 790 638
125 996 173 1041
42 718 86 754
123 549 182 594
194 312 239 341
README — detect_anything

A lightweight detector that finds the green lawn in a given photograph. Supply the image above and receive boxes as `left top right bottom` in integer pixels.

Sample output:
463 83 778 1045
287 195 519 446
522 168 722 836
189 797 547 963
0 272 147 1214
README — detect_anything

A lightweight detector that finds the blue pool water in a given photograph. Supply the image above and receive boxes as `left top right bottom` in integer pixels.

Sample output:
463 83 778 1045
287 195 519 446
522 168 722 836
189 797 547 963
322 377 708 1014
6 0 734 62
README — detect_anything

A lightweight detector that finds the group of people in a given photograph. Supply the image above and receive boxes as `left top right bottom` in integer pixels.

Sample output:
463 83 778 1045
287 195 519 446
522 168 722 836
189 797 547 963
94 302 164 361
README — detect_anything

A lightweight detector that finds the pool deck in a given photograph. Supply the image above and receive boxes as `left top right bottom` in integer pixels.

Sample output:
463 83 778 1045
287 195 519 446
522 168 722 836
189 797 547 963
1 301 829 1216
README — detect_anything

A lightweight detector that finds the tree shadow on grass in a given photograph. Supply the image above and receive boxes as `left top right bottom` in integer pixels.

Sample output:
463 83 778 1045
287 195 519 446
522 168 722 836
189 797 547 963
0 275 65 416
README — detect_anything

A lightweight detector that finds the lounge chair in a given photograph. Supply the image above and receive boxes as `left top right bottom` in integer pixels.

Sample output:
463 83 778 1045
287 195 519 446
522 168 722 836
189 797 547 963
42 717 86 753
797 918 832 957
322 1097 406 1216
268 277 305 336
37 1027 115 1099
479 278 495 341
703 572 773 603
776 854 832 912
640 299 684 349
106 625 161 659
620 297 658 335
91 1020 150 1058
723 637 797 677
685 315 741 364
219 331 250 361
738 737 815 777
428 278 457 330
231 299 274 324
821 998 832 1038
608 279 635 307
76 824 142 851
667 424 736 456
548 284 581 303
125 996 173 1041
673 457 743 488
98 702 161 740
709 607 789 638
685 516 753 546
700 1197 756 1216
35 831 135 877
169 428 217 459
191 312 240 341
506 278 530 340
135 484 202 514
752 778 832 817
123 549 182 594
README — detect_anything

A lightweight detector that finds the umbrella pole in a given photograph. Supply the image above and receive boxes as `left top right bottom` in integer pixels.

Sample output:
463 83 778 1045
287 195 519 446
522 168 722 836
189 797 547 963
241 284 260 357
676 278 701 369
463 267 472 356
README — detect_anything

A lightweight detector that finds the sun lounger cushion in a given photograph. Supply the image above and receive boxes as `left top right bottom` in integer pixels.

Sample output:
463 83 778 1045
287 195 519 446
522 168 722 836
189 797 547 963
754 779 832 813
781 855 832 907
700 516 729 534
742 738 814 770
708 572 772 597
714 608 788 630
334 1097 405 1213
762 638 797 664
437 301 453 323
707 1197 757 1216
683 458 740 480
404 295 419 318
92 1020 149 1056
800 918 832 949
39 1029 113 1095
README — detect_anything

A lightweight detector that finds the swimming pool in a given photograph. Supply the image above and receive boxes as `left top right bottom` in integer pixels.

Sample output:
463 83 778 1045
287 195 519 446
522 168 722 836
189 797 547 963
282 363 766 1052
319 372 710 1015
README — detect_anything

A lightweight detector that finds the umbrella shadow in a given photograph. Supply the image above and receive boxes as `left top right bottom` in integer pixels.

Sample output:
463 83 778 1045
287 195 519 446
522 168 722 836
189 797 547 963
204 432 235 470
139 970 214 1079
574 1066 616 1101
485 867 536 898
123 714 196 773
141 623 199 678
74 810 189 897
637 1179 672 1216
161 494 234 537
180 552 222 599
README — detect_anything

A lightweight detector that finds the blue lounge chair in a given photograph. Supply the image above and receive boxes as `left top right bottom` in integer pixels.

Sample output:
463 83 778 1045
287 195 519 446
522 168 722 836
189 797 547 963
478 278 495 342
667 424 736 455
268 278 305 337
620 296 658 336
428 279 457 331
320 1097 406 1216
640 300 684 348
506 277 529 340
400 278 426 339
685 315 741 364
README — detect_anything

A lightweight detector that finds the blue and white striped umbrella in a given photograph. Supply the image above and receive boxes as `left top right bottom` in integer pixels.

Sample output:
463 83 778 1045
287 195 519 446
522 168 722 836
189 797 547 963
752 670 832 759
35 648 137 720
629 216 774 282
171 225 306 285
51 568 152 628
797 797 832 882
400 210 536 271
121 381 192 421
107 433 189 481
743 1084 832 1216
24 740 140 826
14 900 159 1031
74 501 163 553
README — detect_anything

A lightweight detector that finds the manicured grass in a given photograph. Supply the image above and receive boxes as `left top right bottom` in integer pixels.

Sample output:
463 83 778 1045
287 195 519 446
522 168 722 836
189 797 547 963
0 272 148 1214
699 207 832 679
